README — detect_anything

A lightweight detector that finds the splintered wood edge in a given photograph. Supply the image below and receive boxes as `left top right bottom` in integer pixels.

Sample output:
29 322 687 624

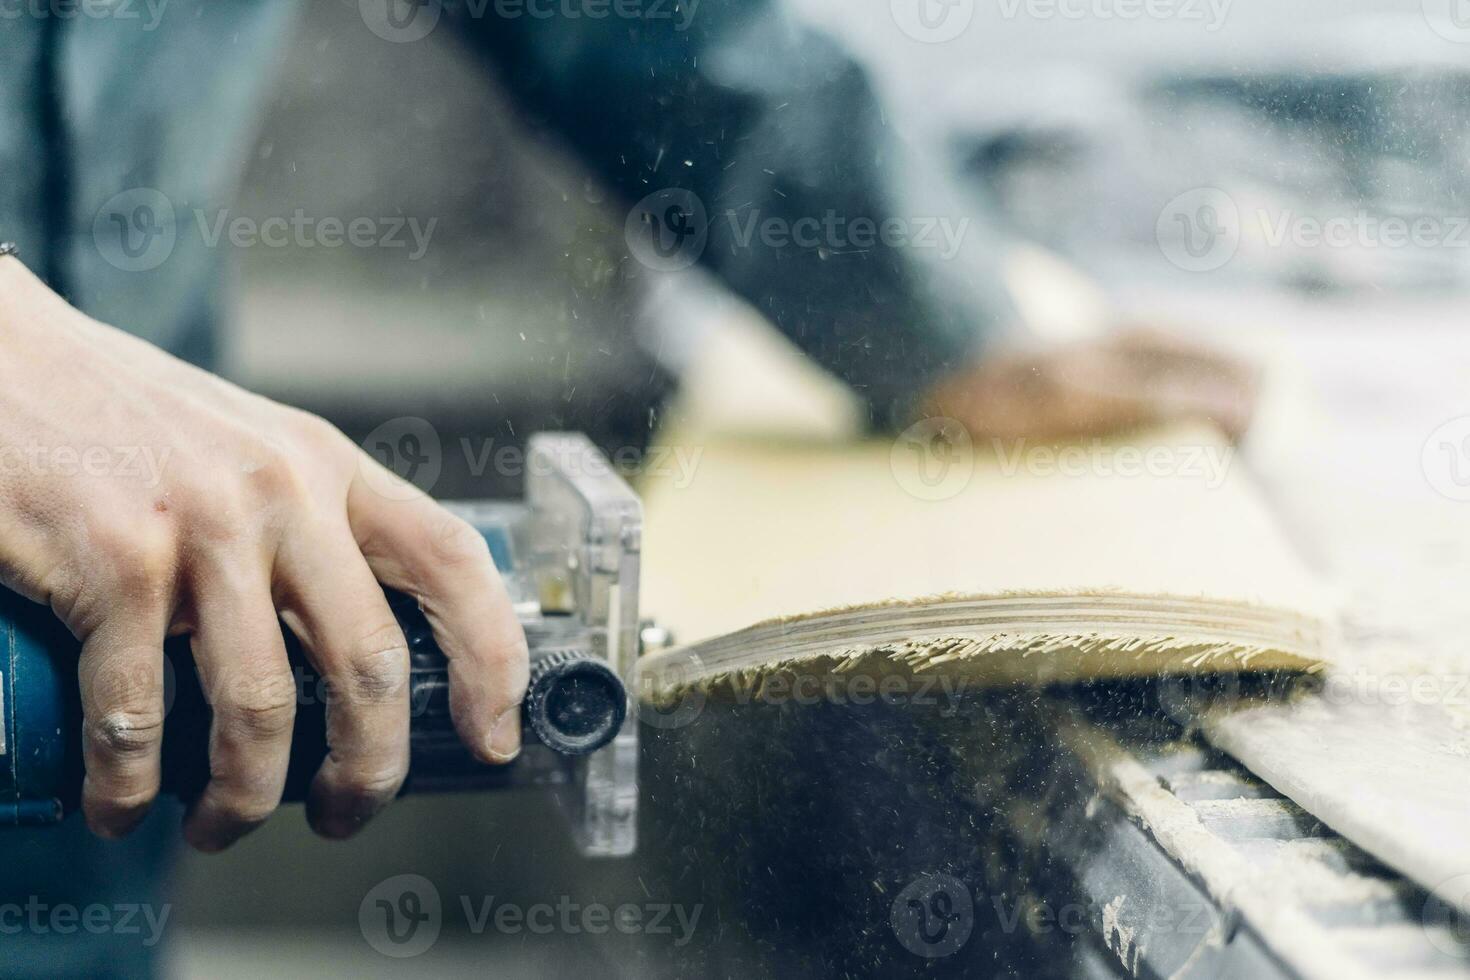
634 593 1331 706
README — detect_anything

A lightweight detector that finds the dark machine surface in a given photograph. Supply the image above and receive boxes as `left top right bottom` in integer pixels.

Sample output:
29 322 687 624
638 681 1470 978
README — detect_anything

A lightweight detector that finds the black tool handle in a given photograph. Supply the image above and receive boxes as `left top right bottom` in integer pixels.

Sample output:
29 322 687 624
56 591 627 812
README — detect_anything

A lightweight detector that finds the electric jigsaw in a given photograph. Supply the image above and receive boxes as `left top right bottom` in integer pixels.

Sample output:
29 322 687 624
0 433 642 857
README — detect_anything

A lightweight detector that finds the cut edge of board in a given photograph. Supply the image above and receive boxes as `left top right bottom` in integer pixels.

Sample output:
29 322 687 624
635 591 1331 705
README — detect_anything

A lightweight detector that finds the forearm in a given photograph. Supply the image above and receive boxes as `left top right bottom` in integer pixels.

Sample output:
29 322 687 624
445 1 1015 428
677 16 1012 428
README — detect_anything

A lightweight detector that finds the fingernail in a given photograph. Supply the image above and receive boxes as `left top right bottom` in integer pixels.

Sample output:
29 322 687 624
486 708 521 763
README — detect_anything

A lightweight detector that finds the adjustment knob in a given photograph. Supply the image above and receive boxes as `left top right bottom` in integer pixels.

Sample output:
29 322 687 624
524 651 627 756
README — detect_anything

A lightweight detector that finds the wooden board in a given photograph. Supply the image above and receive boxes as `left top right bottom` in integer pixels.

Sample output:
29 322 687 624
635 312 1332 701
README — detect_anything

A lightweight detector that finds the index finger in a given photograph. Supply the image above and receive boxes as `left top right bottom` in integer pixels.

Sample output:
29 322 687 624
347 460 529 763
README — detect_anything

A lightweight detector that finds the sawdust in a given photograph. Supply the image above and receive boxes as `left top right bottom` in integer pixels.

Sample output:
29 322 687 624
639 623 1324 707
1101 894 1147 975
1051 709 1381 980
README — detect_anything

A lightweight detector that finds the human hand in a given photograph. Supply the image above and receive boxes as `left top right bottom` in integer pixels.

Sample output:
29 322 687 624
0 258 527 850
921 326 1258 442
